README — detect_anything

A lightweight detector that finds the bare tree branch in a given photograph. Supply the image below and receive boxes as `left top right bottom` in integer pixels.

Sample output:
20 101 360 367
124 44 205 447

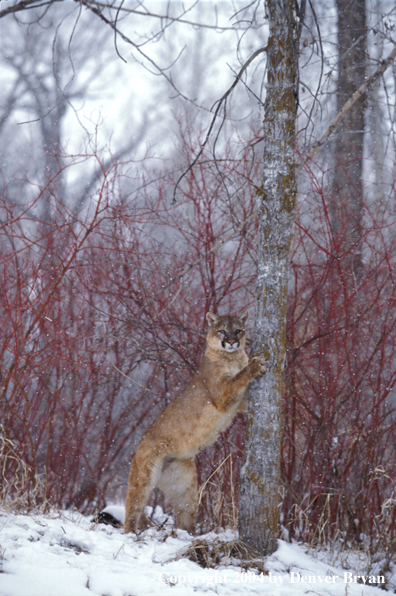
84 0 244 31
0 0 62 18
172 46 267 203
302 42 396 167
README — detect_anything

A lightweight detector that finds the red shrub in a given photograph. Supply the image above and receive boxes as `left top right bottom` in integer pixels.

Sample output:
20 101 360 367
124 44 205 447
1 126 395 555
283 162 396 548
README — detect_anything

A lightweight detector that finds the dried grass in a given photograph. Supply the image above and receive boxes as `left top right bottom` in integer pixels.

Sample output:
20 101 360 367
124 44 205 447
280 482 396 591
174 536 268 573
0 430 46 512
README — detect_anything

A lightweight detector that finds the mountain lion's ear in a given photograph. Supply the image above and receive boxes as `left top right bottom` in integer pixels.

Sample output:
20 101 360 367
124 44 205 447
206 312 219 327
239 310 249 325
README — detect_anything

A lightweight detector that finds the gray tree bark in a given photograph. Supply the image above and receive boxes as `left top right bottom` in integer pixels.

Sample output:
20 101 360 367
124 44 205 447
332 0 367 281
238 0 299 556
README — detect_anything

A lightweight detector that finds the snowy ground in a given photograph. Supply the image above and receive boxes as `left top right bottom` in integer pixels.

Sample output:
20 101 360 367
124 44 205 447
0 506 395 596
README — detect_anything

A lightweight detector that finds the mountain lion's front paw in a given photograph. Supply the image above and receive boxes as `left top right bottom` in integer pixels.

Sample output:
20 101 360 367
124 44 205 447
248 357 269 377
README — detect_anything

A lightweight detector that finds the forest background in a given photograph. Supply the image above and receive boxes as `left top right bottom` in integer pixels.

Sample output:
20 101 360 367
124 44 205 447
0 0 396 564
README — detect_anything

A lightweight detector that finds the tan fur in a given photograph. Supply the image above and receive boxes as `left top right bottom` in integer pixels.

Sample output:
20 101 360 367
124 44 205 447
124 310 267 534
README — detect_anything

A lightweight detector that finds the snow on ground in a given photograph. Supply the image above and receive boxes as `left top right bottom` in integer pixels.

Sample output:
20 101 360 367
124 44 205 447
0 506 394 596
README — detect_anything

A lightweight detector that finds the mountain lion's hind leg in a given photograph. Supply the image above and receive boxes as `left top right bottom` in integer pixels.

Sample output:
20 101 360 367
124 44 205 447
157 457 198 534
125 447 162 534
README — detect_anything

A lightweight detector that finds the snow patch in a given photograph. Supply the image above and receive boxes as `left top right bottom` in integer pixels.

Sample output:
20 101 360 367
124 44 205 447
0 508 393 596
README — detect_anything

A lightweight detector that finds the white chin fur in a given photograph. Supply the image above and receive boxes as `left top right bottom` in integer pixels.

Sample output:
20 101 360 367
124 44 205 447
225 344 239 352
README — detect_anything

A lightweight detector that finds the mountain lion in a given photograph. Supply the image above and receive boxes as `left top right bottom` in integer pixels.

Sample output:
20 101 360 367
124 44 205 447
124 310 268 534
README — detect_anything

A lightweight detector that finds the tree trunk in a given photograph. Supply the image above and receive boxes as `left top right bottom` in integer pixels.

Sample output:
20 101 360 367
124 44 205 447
332 0 367 281
238 0 298 555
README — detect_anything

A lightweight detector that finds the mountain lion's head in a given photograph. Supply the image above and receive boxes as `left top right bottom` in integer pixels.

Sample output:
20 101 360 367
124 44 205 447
206 310 249 353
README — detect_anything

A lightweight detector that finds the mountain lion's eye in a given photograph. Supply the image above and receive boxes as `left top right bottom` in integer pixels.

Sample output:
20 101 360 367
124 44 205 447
219 330 226 335
235 329 241 334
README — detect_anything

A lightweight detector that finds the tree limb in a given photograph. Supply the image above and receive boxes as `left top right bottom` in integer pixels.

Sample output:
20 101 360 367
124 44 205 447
301 42 396 168
0 0 62 18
